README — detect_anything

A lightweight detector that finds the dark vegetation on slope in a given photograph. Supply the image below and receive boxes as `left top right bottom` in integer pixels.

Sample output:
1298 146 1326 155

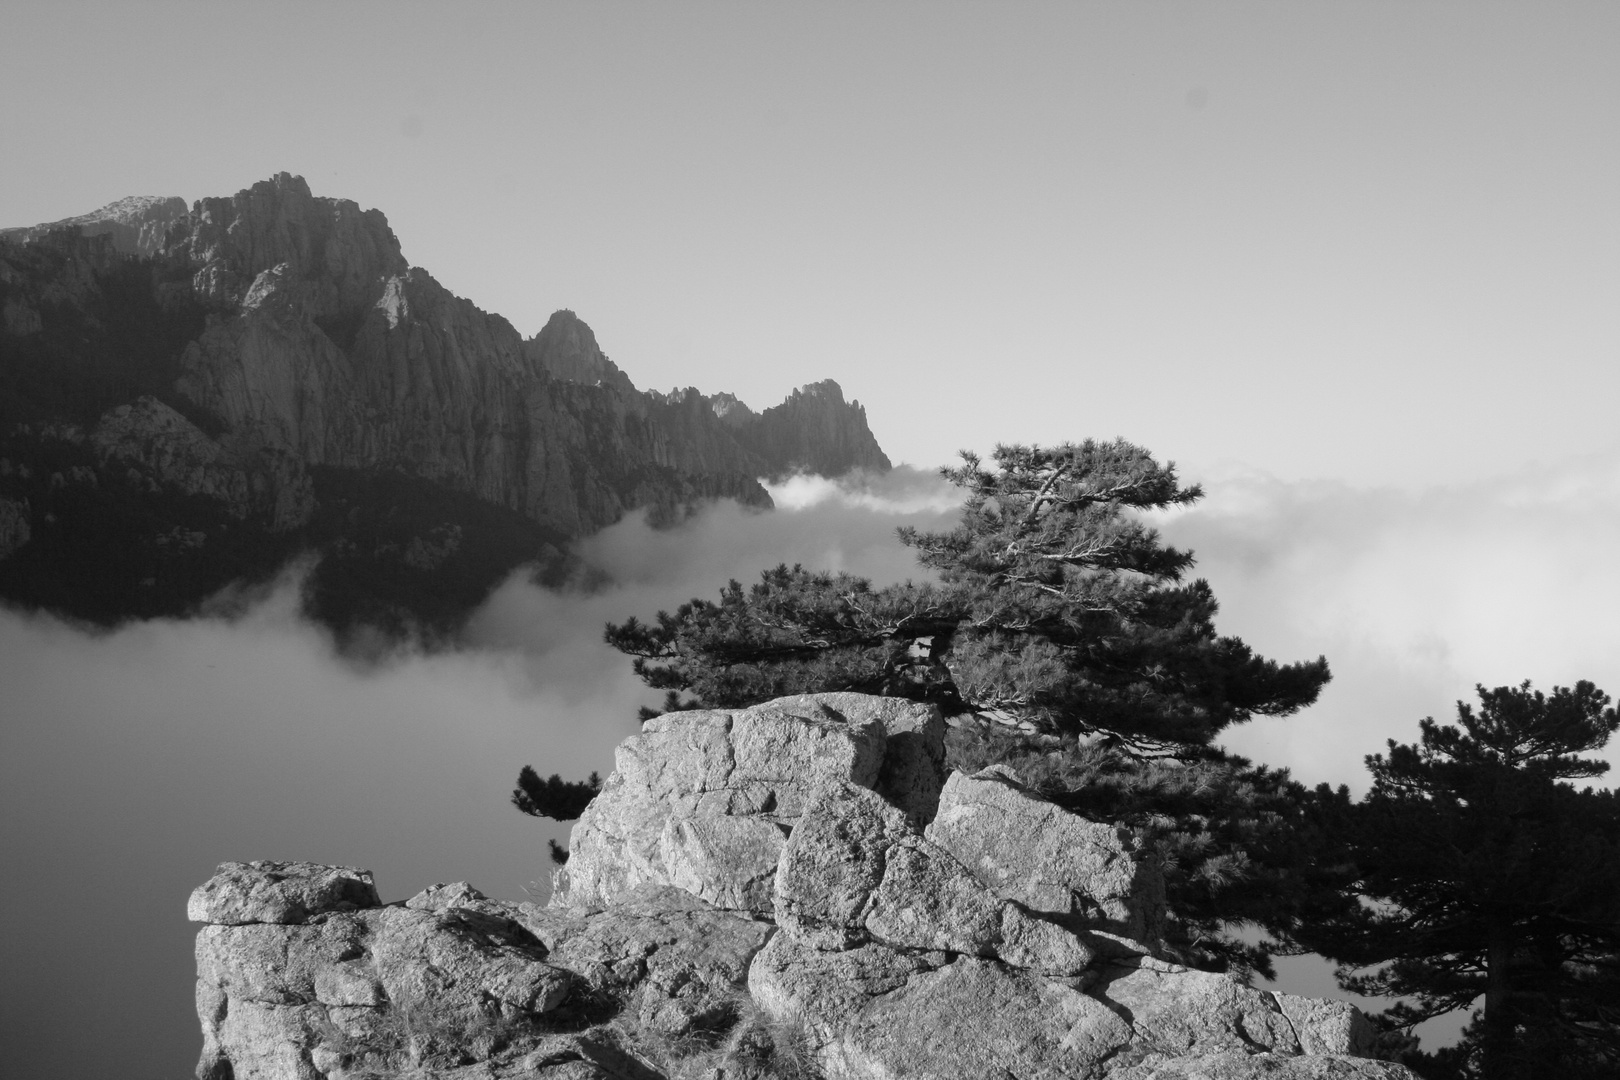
0 424 570 639
298 466 573 643
0 231 216 429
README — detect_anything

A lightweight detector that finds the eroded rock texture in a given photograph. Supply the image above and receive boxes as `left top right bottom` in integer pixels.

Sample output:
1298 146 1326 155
551 694 945 915
0 175 890 633
925 764 1167 947
191 694 1415 1080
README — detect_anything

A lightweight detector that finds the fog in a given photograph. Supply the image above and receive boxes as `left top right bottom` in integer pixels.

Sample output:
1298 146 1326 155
1171 449 1620 791
0 467 959 1080
5 458 1619 1077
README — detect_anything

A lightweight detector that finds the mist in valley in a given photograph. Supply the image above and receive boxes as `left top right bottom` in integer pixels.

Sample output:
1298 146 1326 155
6 454 1620 1075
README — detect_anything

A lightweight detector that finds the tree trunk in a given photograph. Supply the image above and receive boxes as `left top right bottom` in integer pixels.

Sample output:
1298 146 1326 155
1483 920 1516 1080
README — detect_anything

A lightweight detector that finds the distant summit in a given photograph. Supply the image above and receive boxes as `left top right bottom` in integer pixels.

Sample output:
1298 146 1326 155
525 310 639 398
739 378 892 477
0 173 891 638
1 193 189 256
525 312 890 478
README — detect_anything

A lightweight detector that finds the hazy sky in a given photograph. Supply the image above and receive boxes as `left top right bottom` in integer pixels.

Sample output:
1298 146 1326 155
3 4 1618 1076
4 2 1616 485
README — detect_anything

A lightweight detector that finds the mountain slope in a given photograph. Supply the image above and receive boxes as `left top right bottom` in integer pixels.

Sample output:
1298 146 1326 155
0 174 890 637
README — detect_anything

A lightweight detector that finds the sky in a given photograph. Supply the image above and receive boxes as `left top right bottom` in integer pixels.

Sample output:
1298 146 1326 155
4 2 1617 486
2 3 1618 1077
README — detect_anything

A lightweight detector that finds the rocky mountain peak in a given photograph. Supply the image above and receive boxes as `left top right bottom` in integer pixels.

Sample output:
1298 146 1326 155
524 308 638 397
173 171 408 310
707 390 757 427
0 193 189 256
0 174 896 635
789 377 845 400
745 376 892 477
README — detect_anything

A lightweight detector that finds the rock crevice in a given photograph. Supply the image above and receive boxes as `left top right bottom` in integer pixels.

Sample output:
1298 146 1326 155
189 693 1413 1079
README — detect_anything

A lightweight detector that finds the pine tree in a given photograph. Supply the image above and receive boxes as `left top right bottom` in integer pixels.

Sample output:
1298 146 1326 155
587 440 1340 975
609 440 1329 746
1301 682 1620 1078
899 441 1327 748
511 768 601 864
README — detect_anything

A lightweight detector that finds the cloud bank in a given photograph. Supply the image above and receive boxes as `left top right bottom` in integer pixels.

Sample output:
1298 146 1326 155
0 466 960 1080
1166 448 1620 792
6 454 1619 1076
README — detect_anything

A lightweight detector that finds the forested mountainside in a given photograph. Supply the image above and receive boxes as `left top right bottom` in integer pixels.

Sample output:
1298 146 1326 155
0 174 889 638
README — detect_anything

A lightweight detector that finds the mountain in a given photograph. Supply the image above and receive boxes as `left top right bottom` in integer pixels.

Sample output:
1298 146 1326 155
0 174 890 638
0 193 189 257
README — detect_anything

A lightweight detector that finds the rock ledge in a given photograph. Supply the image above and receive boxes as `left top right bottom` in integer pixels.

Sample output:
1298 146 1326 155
189 694 1415 1080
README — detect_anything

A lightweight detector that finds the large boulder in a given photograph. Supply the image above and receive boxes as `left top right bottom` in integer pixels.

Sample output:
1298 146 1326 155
187 860 380 925
926 764 1166 945
1094 962 1378 1059
551 694 945 914
766 692 947 827
747 932 948 1050
519 884 774 1039
751 938 1393 1080
191 865 575 1080
774 776 1094 974
1104 1053 1414 1079
750 931 1132 1079
827 955 1135 1080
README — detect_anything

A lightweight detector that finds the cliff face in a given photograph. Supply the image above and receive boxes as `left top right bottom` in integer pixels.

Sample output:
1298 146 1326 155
735 379 892 477
152 173 779 536
645 380 892 481
524 309 639 400
0 174 891 634
188 693 1416 1080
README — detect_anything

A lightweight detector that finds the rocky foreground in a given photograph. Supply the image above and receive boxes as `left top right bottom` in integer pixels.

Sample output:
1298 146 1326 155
189 694 1415 1079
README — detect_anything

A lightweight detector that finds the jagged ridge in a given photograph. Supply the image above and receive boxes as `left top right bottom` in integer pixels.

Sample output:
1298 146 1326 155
0 174 892 635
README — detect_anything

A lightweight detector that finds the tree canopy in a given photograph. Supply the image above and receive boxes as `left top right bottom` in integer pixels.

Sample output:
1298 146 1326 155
592 440 1338 975
511 768 601 864
511 437 1620 1062
1301 682 1620 1079
607 440 1330 749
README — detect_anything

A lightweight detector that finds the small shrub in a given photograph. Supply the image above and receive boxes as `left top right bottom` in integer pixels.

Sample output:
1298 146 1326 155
625 988 822 1080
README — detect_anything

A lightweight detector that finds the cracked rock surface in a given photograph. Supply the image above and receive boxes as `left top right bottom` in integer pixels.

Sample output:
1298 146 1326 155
190 694 1414 1080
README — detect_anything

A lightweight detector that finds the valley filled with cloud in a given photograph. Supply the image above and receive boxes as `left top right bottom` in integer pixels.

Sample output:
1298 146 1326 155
6 452 1619 1072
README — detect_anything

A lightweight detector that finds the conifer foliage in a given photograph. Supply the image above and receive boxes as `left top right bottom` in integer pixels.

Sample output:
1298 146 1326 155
606 440 1330 746
579 440 1340 974
511 768 602 821
1304 682 1620 1079
511 768 602 865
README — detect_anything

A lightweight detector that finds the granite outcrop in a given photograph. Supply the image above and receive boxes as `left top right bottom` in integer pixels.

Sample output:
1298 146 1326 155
0 175 890 632
190 693 1416 1080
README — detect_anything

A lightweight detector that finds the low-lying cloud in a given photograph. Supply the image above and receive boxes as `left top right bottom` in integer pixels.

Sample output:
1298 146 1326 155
0 466 961 1080
5 454 1619 1076
466 465 960 663
1165 448 1620 792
